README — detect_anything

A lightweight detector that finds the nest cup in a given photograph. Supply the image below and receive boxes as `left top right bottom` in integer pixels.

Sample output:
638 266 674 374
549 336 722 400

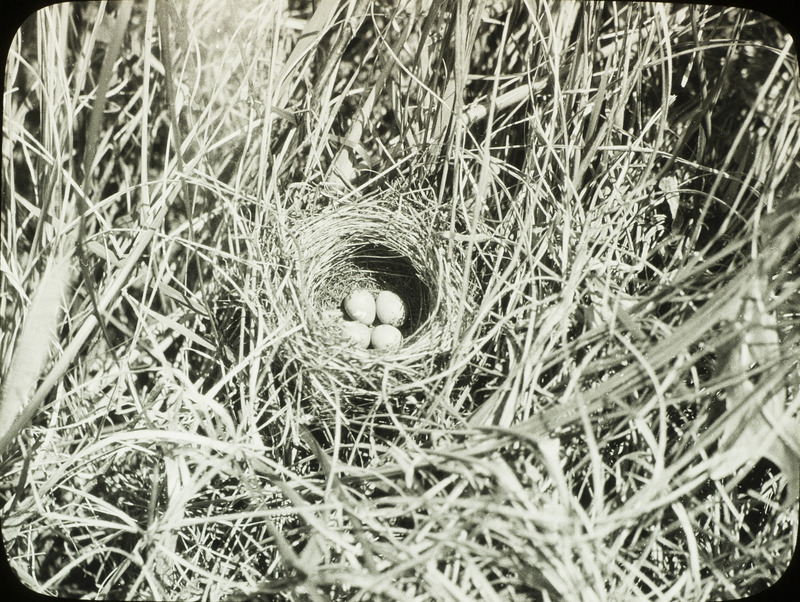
270 190 463 398
340 246 424 330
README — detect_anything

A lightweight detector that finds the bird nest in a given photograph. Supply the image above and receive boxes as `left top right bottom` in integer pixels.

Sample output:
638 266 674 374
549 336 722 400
263 187 468 406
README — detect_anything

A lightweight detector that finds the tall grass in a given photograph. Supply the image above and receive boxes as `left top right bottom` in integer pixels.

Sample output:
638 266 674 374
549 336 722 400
2 1 799 600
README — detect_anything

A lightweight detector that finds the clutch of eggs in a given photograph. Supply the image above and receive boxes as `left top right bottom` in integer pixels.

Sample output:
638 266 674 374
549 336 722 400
337 288 407 352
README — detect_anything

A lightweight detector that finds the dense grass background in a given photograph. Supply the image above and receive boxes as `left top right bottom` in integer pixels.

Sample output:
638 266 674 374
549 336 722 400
2 1 800 600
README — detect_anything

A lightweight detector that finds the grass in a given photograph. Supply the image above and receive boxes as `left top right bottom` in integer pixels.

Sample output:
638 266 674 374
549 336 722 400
2 1 799 600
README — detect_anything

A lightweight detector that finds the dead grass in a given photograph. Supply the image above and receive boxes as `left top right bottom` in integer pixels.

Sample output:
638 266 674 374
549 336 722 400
2 1 799 600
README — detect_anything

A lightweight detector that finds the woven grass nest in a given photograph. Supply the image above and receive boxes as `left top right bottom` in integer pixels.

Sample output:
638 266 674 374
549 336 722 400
264 187 468 403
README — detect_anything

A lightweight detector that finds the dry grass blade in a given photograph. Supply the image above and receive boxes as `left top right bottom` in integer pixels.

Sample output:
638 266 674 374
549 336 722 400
76 1 133 361
275 0 345 110
0 253 72 447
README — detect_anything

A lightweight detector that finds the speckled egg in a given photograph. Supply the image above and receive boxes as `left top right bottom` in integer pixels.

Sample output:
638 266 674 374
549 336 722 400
343 289 376 325
375 290 406 327
340 320 371 349
371 324 403 351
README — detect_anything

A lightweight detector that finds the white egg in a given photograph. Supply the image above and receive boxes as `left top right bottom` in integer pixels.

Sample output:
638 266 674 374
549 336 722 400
343 289 376 325
340 320 371 349
376 290 406 327
371 324 402 351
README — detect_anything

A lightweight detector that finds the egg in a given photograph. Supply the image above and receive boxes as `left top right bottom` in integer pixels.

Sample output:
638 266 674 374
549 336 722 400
339 320 371 349
376 290 407 327
343 289 376 325
371 324 402 351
